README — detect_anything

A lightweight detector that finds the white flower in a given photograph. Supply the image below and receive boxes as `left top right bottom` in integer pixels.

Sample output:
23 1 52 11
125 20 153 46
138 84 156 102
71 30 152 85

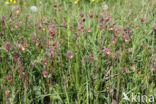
30 6 38 12
102 2 108 10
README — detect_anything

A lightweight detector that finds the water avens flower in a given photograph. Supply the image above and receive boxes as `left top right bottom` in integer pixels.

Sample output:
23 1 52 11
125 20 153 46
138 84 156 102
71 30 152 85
66 50 73 59
42 71 48 78
7 75 12 81
30 6 38 12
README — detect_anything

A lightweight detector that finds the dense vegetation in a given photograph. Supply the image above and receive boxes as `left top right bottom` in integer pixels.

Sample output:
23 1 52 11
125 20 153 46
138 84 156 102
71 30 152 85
0 0 156 103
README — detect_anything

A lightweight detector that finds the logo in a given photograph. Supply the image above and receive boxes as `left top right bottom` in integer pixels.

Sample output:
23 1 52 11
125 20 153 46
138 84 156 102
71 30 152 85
122 92 155 103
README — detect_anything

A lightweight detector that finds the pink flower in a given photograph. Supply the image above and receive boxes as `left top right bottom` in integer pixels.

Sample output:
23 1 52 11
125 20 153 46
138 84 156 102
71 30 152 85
5 42 12 51
104 15 111 23
7 75 12 81
80 13 84 18
42 59 47 65
42 71 48 78
66 50 73 59
59 39 63 43
103 48 111 55
32 36 36 41
100 10 104 15
90 57 94 61
123 67 128 72
110 38 115 43
35 41 40 46
125 35 130 42
115 26 121 34
87 27 91 32
18 43 25 51
20 72 25 78
109 25 114 31
51 51 55 58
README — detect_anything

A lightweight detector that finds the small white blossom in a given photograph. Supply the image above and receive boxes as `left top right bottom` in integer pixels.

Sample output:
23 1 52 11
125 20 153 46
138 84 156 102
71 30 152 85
102 2 108 10
30 6 38 12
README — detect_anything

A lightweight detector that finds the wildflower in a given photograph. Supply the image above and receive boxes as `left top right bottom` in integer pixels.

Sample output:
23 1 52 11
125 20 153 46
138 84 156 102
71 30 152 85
53 4 58 8
7 75 12 81
24 2 26 6
51 51 55 58
140 17 145 22
153 64 156 72
13 0 16 4
4 42 12 51
17 65 22 71
124 26 132 34
24 41 28 47
18 44 25 51
74 0 79 4
62 21 67 27
110 38 115 43
90 56 94 61
115 26 121 34
66 50 73 59
42 71 48 78
5 90 11 96
109 25 114 31
5 1 9 5
152 23 156 35
103 47 111 55
104 15 111 23
30 6 38 12
80 13 84 18
59 39 63 43
87 27 91 32
88 11 94 18
123 67 128 72
10 0 12 2
20 72 25 78
92 0 95 2
100 10 104 15
35 41 40 46
102 3 108 10
124 35 130 42
42 59 47 65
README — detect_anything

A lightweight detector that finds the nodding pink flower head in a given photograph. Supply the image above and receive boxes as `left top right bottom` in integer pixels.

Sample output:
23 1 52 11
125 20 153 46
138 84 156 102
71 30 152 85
7 75 12 81
123 67 128 72
115 26 121 34
109 25 114 31
80 13 84 18
125 35 130 42
87 27 91 32
35 41 40 46
103 47 111 55
100 9 104 15
42 59 47 65
42 71 48 78
90 57 94 61
50 51 55 58
104 15 111 23
18 43 25 51
59 39 63 43
20 72 25 78
66 50 73 59
110 38 115 43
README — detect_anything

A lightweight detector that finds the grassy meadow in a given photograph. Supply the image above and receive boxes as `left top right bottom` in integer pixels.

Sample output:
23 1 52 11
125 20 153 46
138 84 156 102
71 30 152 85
0 0 156 103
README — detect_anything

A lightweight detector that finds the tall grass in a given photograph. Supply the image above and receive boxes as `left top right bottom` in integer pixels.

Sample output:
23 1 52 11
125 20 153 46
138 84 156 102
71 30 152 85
0 0 156 103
